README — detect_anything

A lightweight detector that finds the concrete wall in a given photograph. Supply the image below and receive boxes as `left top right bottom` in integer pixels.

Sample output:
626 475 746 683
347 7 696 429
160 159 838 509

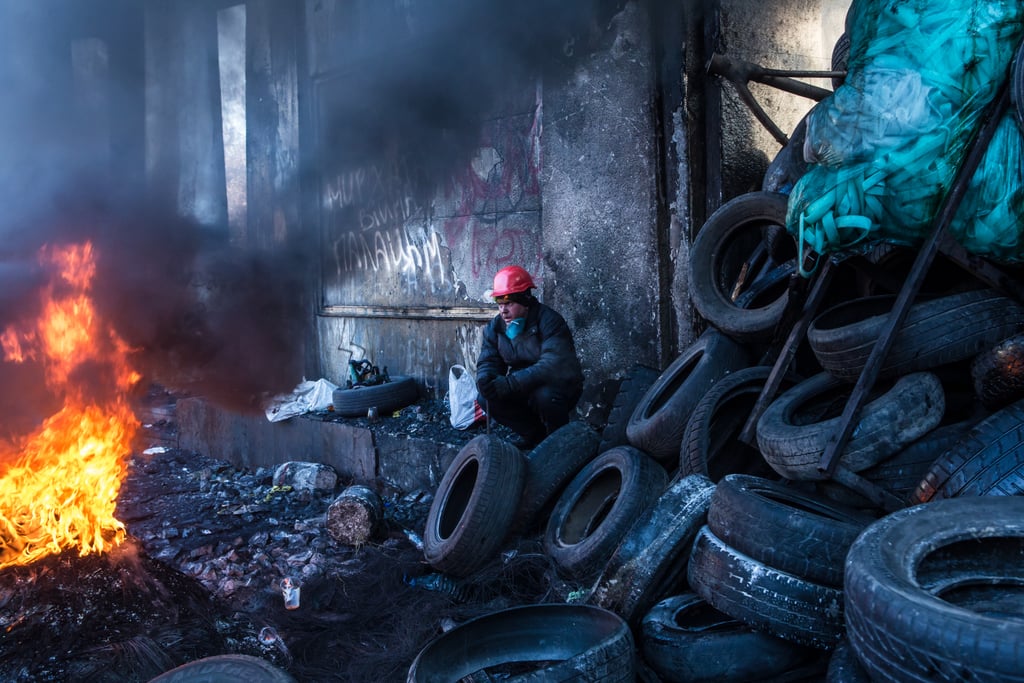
302 0 663 414
712 0 849 203
541 2 663 406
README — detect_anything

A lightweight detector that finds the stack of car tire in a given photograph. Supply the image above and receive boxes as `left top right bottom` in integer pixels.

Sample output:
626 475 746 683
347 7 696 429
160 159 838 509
409 71 1024 681
411 212 1024 680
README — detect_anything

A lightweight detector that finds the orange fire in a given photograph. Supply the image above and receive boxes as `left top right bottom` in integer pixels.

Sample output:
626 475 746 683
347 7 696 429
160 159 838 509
0 242 140 569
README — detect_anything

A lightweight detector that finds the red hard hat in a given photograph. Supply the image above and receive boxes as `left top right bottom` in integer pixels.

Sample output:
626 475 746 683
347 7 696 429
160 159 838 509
491 265 535 297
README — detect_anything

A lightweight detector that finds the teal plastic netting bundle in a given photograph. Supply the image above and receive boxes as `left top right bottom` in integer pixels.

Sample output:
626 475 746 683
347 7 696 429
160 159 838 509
788 0 1024 275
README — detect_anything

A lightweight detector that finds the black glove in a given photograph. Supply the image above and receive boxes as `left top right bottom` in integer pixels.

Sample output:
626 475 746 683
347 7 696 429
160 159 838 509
479 375 516 401
491 374 516 401
478 376 499 401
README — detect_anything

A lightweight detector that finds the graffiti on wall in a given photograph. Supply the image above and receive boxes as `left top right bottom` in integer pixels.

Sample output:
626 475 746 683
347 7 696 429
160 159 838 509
441 90 544 285
322 161 447 287
318 87 544 303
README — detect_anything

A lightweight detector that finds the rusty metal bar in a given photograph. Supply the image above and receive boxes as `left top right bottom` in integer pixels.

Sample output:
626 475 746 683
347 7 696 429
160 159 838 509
706 53 838 147
738 257 836 447
817 75 1013 478
706 54 835 101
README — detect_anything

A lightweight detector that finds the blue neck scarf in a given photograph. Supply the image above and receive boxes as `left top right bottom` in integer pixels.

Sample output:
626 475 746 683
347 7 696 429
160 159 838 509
505 318 525 340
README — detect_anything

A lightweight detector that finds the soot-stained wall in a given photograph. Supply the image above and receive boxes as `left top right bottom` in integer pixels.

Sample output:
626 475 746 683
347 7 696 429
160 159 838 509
305 0 658 412
541 2 662 395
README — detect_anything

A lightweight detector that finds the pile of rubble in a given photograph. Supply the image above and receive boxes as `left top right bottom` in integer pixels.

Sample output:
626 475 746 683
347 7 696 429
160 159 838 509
0 388 575 682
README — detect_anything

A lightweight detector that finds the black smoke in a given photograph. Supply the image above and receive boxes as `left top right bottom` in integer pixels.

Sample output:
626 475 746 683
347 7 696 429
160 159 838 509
314 0 626 198
0 0 626 441
0 185 310 438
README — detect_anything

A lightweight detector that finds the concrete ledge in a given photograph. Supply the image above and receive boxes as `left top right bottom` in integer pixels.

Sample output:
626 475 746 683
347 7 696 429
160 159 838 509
176 398 462 492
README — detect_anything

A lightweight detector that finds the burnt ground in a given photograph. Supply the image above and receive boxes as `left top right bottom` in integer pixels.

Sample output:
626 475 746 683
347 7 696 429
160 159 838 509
0 386 583 683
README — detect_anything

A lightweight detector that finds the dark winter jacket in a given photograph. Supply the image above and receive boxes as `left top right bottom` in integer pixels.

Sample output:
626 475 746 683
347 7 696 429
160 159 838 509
476 302 584 395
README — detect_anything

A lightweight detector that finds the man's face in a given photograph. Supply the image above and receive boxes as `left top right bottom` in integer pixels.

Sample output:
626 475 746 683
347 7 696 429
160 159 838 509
496 299 528 323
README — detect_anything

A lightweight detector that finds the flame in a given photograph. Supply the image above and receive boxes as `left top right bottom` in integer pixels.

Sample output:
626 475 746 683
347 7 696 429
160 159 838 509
0 242 140 568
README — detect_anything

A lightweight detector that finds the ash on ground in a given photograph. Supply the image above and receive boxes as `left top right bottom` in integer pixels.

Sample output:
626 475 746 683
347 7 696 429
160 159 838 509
0 389 573 682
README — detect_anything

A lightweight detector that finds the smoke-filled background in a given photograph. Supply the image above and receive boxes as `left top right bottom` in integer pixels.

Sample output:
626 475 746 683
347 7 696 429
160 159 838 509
0 0 624 442
312 0 626 197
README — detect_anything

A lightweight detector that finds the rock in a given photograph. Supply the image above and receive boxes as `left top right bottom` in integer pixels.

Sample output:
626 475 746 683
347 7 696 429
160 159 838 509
272 461 338 493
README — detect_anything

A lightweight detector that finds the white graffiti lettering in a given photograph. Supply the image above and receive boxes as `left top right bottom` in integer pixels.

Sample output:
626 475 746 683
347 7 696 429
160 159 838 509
358 196 418 231
332 227 446 282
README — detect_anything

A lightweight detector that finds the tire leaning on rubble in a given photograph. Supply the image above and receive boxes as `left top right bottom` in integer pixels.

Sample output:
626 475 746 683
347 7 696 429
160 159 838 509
422 435 525 577
147 655 296 683
844 497 1024 682
406 604 635 682
543 446 668 581
756 371 945 480
641 593 814 683
588 473 715 625
508 420 601 537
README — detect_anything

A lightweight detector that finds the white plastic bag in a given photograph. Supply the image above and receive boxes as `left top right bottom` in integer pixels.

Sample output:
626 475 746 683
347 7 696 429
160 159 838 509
265 378 339 422
448 365 484 430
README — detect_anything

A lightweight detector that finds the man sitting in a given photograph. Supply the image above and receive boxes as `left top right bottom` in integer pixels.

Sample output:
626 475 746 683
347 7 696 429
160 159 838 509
476 265 584 450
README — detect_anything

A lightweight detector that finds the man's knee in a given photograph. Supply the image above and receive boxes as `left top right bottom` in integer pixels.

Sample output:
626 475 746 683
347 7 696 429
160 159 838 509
532 383 581 410
531 383 581 428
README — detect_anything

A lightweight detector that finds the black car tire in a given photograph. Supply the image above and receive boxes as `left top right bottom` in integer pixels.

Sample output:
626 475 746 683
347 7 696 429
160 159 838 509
641 593 813 683
844 497 1024 682
423 435 525 577
680 365 798 482
589 474 715 625
599 364 659 453
826 638 871 683
544 446 668 581
407 604 635 682
913 399 1024 502
687 526 845 649
707 474 875 587
830 32 850 90
147 655 295 683
807 290 1024 382
509 421 600 536
972 332 1024 410
818 419 975 509
331 375 420 417
756 371 945 480
689 191 793 342
626 330 750 462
